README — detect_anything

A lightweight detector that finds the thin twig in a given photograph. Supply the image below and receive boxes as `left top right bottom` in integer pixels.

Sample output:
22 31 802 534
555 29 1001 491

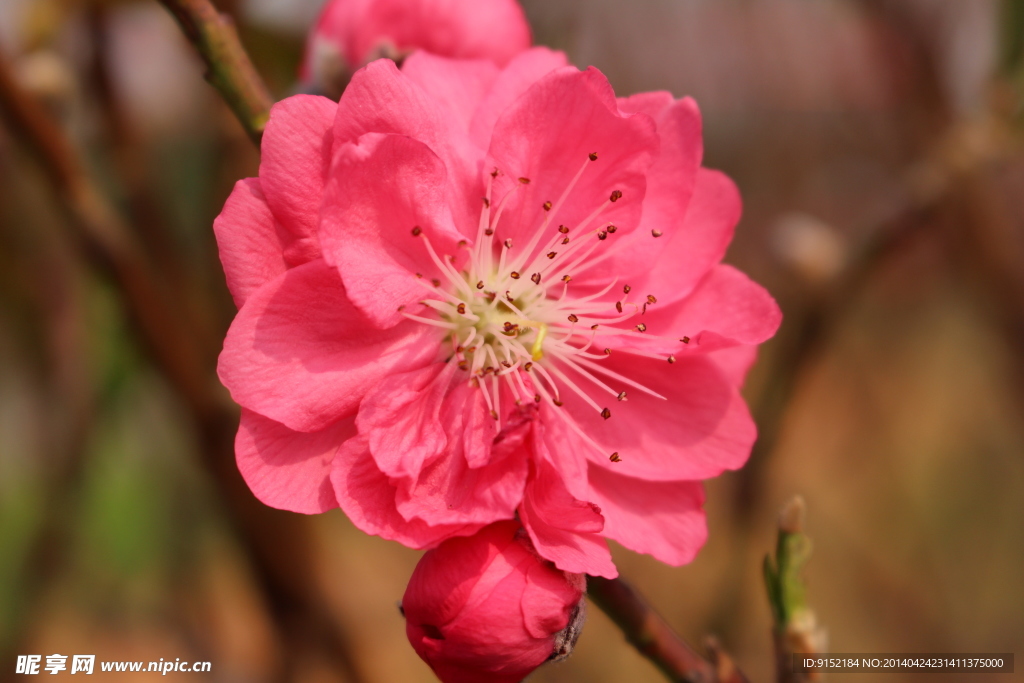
587 576 749 683
155 0 273 145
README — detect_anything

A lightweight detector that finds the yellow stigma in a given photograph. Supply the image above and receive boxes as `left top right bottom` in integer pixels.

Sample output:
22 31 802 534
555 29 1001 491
531 323 548 360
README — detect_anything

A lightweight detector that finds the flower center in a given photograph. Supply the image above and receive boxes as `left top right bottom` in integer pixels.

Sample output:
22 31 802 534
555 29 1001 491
402 154 686 462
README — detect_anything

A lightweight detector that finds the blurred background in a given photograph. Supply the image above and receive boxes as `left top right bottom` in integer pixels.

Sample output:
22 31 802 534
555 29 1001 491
1 0 1023 681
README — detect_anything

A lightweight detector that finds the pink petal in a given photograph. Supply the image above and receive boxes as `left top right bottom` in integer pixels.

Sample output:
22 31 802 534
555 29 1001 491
319 132 464 328
626 264 783 355
683 266 783 350
401 53 500 135
358 365 528 526
519 458 617 578
218 259 440 432
520 563 580 638
468 47 569 149
707 344 759 387
235 408 356 513
579 97 704 293
354 0 530 68
357 362 457 480
213 178 289 308
258 95 337 266
484 67 658 250
334 59 483 237
582 167 737 308
332 434 478 548
587 466 708 566
397 403 537 527
556 353 756 481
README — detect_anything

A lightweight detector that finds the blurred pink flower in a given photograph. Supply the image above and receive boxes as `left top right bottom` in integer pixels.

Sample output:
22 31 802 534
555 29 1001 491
215 48 781 578
301 0 530 93
403 520 585 683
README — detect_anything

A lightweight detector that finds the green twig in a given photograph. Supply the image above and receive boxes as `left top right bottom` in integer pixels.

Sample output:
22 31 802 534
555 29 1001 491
156 0 273 145
763 497 825 683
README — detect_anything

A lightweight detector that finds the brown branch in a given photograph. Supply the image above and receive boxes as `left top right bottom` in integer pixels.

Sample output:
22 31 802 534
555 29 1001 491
587 576 749 683
0 45 366 683
155 0 273 145
0 44 214 415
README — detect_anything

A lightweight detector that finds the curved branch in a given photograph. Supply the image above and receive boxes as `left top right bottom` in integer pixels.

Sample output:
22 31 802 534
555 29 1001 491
156 0 273 145
587 576 749 683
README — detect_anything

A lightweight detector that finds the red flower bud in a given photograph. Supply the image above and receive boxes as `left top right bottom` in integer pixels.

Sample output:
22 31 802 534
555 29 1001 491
403 521 585 683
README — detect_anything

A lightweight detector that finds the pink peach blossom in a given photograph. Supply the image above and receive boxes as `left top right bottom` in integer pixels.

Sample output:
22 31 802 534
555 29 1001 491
215 48 781 579
403 521 585 683
301 0 530 93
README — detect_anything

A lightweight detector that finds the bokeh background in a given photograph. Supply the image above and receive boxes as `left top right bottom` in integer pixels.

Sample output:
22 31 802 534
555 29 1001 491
1 0 1023 681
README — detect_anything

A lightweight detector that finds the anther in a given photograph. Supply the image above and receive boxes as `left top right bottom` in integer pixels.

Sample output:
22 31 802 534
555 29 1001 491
506 291 514 302
485 228 494 236
476 280 485 289
567 314 579 323
647 295 657 304
667 355 676 364
457 240 467 248
543 201 552 211
635 323 647 332
415 273 423 278
652 229 663 237
589 152 598 161
546 251 557 259
510 271 521 279
518 177 530 184
397 305 406 311
617 391 627 401
431 278 441 287
603 348 611 355
553 399 564 407
607 225 617 233
491 168 499 178
561 275 572 283
490 410 499 420
524 362 533 371
681 336 691 344
609 190 623 202
504 238 513 248
534 394 541 402
623 285 631 294
590 324 599 330
615 301 623 313
482 197 490 207
458 362 468 370
558 225 569 234
531 273 542 284
597 231 607 240
600 407 612 419
609 452 621 462
562 237 570 245
501 361 511 368
457 303 466 314
411 226 422 236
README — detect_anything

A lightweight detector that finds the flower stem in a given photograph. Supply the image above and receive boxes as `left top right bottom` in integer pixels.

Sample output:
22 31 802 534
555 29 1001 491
155 0 273 145
587 575 749 683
